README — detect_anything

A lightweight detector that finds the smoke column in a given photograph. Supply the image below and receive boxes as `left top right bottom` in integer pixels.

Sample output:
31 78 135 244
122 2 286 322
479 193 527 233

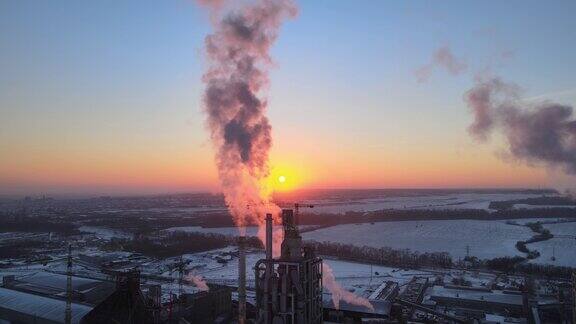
466 77 576 174
187 273 210 291
323 262 374 311
198 0 296 243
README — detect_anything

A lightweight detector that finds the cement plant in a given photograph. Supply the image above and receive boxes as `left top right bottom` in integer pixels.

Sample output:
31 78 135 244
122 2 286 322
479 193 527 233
1 190 576 323
2 0 576 323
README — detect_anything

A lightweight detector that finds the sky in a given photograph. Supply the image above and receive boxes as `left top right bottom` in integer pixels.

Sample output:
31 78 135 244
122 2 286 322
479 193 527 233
1 0 576 196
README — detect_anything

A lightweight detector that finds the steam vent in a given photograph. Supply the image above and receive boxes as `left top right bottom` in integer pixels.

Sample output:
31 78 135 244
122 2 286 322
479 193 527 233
255 209 323 324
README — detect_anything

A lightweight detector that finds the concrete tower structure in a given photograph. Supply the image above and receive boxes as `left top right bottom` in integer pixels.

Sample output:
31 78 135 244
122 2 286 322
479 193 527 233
255 210 323 324
238 236 247 324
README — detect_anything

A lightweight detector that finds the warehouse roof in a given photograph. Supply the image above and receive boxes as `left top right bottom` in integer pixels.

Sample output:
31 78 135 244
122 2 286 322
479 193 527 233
429 286 523 306
0 287 92 324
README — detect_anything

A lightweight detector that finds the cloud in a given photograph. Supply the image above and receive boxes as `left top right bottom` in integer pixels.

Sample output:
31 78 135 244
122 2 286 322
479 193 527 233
415 45 467 82
465 77 576 174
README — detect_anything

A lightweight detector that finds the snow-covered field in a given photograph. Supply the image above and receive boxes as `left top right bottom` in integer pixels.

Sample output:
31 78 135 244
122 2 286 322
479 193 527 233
174 247 439 298
0 232 50 244
78 226 131 240
528 222 576 267
541 222 576 236
320 258 431 298
501 218 566 225
513 204 576 210
302 220 534 260
528 238 576 267
165 225 316 237
306 193 544 214
165 226 247 236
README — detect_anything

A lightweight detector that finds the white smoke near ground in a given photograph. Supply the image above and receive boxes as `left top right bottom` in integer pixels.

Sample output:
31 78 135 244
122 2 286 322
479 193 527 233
198 0 296 249
415 45 467 83
465 76 576 175
322 262 374 311
187 273 210 291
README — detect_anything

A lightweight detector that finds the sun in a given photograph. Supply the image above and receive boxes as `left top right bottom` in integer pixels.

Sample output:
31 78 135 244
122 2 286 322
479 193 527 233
278 175 286 183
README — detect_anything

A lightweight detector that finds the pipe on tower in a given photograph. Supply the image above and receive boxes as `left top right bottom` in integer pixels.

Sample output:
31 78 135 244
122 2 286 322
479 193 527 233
264 213 273 324
238 236 246 324
266 214 273 260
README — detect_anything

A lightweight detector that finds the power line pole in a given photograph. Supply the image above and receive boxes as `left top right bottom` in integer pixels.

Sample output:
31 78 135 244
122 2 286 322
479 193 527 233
178 255 185 298
572 271 576 324
65 244 72 324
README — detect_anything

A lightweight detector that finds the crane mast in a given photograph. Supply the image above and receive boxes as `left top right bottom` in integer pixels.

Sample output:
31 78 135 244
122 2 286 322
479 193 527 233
65 244 72 324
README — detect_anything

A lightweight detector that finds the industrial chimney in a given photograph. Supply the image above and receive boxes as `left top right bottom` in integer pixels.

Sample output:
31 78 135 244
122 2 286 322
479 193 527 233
238 236 247 324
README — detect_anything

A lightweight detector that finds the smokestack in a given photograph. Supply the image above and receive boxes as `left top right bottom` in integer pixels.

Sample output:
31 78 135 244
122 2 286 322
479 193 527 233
238 236 246 324
265 213 273 260
264 213 273 324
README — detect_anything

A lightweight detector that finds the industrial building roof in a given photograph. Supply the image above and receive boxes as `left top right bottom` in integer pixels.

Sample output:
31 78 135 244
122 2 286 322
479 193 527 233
429 286 523 306
20 272 102 292
0 287 93 324
322 297 391 318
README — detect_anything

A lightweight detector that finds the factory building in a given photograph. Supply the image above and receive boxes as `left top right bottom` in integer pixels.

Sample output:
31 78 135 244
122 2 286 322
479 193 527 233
0 287 92 324
175 284 232 323
427 286 525 317
254 210 323 324
80 270 156 324
2 272 114 306
322 299 392 322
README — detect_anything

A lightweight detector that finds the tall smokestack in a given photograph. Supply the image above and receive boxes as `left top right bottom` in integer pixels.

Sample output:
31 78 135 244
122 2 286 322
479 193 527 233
264 213 273 324
265 213 273 260
238 236 246 324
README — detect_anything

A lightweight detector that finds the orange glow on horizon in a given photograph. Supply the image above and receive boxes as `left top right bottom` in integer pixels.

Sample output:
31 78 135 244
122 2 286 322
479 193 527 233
0 137 553 196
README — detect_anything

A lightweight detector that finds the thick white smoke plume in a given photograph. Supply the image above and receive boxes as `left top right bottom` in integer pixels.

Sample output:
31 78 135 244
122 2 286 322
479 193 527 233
466 77 576 174
323 262 374 311
187 273 210 291
198 0 296 242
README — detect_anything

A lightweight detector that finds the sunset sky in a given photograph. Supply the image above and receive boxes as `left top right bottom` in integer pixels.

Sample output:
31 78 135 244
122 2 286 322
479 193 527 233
1 0 576 196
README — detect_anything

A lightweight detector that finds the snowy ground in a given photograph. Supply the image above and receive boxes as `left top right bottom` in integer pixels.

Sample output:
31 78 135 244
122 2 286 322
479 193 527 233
88 192 550 216
0 242 549 315
302 220 534 260
528 238 576 267
165 225 316 237
540 222 576 237
305 193 544 214
168 247 440 298
528 222 576 267
500 218 569 225
0 232 51 244
78 226 132 240
513 204 576 210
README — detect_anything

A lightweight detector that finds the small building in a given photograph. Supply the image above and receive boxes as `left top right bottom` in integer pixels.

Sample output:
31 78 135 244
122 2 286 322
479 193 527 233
177 284 232 324
370 281 400 301
428 286 525 317
322 298 391 322
80 270 155 324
